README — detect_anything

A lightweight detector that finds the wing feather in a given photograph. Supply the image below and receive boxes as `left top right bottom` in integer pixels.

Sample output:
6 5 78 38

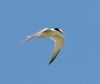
49 35 64 64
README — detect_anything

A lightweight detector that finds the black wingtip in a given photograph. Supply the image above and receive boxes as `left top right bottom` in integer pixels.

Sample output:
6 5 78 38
48 50 61 65
48 61 52 65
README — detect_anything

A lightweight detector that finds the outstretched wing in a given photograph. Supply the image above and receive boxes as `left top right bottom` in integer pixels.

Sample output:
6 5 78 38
49 35 64 64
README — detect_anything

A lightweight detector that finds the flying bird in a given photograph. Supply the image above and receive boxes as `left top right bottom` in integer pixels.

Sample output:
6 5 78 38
21 28 64 64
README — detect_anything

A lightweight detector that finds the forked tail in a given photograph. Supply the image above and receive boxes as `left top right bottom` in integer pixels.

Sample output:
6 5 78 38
20 34 36 44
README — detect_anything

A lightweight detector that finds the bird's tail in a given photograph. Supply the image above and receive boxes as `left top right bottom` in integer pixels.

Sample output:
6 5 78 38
20 34 36 44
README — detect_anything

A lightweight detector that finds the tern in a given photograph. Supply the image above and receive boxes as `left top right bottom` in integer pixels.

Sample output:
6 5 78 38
21 28 64 64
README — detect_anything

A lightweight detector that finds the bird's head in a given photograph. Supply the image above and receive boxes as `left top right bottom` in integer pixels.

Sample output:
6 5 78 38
52 28 64 35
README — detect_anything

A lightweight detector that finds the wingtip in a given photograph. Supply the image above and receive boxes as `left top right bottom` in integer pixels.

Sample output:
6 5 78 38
48 60 53 65
48 62 52 65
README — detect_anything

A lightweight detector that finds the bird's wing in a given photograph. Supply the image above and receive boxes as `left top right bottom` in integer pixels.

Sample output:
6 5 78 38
49 35 64 64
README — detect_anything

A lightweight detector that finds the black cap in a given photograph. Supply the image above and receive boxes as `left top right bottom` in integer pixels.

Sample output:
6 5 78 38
54 28 61 32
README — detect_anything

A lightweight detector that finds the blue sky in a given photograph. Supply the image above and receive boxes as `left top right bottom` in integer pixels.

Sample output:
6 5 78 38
0 0 100 84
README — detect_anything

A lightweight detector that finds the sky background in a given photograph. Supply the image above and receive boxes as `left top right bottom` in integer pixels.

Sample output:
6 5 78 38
0 0 100 84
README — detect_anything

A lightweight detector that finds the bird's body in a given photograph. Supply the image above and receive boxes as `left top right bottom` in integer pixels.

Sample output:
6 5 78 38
21 28 64 64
